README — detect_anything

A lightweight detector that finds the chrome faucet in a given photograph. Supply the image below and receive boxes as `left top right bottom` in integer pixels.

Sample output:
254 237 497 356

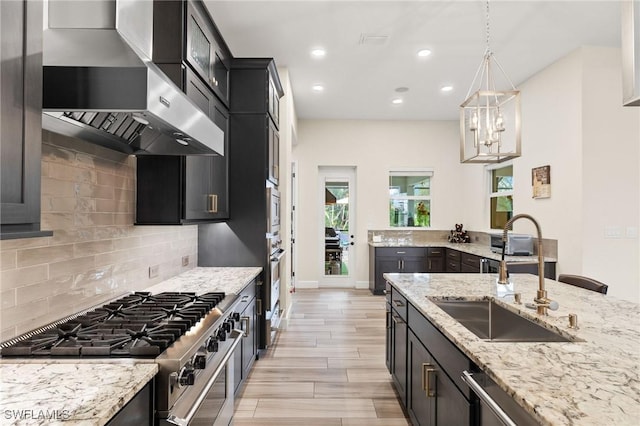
497 214 555 315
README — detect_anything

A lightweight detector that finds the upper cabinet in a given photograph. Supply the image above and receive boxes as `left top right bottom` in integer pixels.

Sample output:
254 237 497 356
153 0 231 106
231 59 284 186
0 0 51 240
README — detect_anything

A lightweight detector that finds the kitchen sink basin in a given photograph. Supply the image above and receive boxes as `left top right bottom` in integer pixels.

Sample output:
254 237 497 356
430 299 573 342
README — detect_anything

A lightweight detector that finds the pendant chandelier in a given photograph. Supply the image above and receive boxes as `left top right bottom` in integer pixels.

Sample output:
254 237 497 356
460 0 521 164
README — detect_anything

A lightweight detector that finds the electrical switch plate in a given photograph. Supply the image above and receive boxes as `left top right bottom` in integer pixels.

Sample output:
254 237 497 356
626 227 639 239
373 235 382 243
604 226 623 238
182 256 189 267
149 265 159 278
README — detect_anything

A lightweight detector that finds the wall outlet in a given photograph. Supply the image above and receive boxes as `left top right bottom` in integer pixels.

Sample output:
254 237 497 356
626 227 639 239
373 235 382 243
182 256 189 267
149 265 159 278
604 226 623 238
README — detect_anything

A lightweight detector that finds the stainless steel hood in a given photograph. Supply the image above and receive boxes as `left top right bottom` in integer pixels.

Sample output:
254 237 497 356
42 0 224 156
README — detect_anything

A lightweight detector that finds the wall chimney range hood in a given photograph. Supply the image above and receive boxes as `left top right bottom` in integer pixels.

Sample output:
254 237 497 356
42 0 224 156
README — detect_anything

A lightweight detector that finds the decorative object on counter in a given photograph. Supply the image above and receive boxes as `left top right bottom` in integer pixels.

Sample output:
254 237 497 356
531 165 551 199
459 0 521 164
448 223 471 243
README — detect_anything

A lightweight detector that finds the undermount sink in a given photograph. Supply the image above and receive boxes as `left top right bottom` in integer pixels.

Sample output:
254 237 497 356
430 299 574 342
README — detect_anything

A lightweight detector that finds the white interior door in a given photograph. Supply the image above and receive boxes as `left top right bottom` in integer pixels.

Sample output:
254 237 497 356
319 166 356 287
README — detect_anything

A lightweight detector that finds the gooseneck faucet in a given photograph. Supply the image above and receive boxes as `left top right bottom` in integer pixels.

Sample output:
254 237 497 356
497 213 555 315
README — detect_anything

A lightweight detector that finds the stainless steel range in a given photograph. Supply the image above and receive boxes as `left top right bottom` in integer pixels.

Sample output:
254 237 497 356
0 291 247 425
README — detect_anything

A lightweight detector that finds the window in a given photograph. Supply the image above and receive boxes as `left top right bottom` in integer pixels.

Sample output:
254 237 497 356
489 165 513 229
389 170 433 227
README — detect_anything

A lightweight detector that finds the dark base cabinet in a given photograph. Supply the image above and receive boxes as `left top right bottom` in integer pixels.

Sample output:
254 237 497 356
408 331 472 426
106 379 154 426
389 289 408 405
370 247 443 295
233 280 257 395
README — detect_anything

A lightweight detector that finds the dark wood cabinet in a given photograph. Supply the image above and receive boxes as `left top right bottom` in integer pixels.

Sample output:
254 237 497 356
446 249 461 272
461 252 483 273
199 59 283 352
386 289 476 426
233 280 257 395
390 290 408 406
136 151 229 224
426 247 444 272
136 65 229 224
230 58 284 187
153 0 230 105
0 0 51 240
369 247 429 295
407 330 472 426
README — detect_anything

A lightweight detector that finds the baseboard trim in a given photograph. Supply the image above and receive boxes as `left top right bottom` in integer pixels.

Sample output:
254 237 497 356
296 281 319 289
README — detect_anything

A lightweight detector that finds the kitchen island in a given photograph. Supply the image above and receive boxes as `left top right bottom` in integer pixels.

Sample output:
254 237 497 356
385 272 640 425
0 267 262 425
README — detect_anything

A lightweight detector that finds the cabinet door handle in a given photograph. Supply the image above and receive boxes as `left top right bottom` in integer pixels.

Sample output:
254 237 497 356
397 260 401 270
207 194 218 213
429 259 432 270
256 299 262 315
386 311 392 329
401 260 405 270
422 363 437 398
273 164 279 179
241 316 250 337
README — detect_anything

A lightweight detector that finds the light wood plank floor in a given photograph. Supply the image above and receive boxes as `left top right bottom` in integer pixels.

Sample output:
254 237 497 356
234 289 410 425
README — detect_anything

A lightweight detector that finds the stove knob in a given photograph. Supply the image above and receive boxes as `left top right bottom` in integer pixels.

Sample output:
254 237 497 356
178 367 195 387
193 353 206 369
206 337 219 353
217 328 227 341
223 320 232 332
232 312 241 321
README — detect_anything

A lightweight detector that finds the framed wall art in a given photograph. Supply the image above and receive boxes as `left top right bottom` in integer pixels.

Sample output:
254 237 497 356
532 165 551 199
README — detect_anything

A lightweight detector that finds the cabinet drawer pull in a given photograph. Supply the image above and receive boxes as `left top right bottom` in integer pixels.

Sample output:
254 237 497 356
422 363 437 398
396 251 406 254
273 164 279 179
392 300 404 308
391 313 404 324
207 194 218 213
241 316 250 337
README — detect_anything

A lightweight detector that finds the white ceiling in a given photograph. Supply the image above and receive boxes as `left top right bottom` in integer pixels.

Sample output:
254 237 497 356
204 1 622 120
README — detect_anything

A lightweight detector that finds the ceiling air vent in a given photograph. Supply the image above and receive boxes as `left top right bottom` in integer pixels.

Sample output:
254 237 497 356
358 34 389 45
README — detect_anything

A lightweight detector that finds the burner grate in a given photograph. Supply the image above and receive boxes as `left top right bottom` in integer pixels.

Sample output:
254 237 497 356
0 291 226 358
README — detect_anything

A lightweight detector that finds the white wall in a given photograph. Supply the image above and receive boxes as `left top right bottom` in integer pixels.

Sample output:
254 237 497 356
276 67 297 319
464 47 640 302
292 120 463 287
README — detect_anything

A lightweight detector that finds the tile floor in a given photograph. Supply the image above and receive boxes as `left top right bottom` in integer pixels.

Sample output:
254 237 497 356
233 289 410 425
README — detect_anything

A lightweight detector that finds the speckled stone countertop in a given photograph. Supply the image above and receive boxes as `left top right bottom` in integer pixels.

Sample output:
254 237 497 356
0 363 157 425
370 241 557 262
0 267 262 425
144 266 262 295
384 272 640 425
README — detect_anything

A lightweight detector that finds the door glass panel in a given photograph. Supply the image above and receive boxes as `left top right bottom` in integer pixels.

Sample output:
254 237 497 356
190 17 211 77
324 181 349 276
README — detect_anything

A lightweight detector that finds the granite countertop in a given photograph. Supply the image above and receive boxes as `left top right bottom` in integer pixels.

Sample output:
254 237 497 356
0 363 158 425
143 266 263 295
384 272 640 425
0 267 262 425
370 241 557 263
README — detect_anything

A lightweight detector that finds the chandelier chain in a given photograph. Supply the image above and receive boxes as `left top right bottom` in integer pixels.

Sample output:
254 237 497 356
485 0 491 54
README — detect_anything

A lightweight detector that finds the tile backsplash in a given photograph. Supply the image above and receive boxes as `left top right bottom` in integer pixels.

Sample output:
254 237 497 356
0 131 197 341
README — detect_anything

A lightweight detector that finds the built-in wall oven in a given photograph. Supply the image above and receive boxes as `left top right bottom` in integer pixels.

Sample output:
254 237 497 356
265 185 283 346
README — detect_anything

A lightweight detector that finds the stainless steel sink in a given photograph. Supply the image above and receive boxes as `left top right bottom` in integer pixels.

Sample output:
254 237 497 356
430 299 573 342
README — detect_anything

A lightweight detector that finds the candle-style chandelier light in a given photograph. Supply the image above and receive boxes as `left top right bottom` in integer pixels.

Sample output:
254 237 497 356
460 0 521 164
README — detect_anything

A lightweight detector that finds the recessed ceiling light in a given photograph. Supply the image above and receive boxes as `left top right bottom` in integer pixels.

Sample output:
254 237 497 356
440 85 454 92
312 84 325 92
311 48 326 58
392 98 403 105
417 49 432 58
